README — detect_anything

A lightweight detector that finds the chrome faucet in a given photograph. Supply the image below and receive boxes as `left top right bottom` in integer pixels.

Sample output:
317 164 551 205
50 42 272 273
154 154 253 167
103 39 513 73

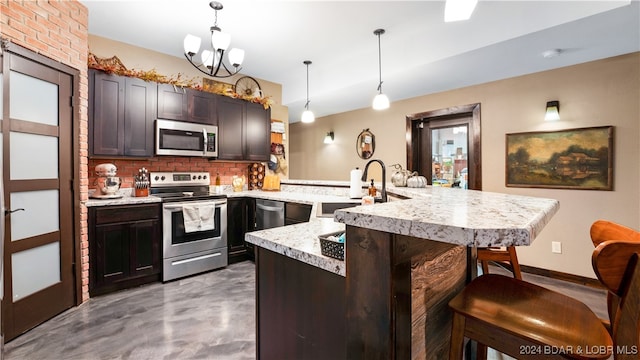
361 159 387 202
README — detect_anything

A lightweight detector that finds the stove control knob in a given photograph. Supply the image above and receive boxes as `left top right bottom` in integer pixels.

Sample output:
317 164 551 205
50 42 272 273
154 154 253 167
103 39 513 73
161 176 165 181
203 175 207 180
192 175 197 180
154 176 159 181
198 175 202 179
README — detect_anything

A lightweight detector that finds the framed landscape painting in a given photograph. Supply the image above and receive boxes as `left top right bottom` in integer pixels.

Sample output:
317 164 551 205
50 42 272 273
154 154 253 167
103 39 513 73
506 126 613 190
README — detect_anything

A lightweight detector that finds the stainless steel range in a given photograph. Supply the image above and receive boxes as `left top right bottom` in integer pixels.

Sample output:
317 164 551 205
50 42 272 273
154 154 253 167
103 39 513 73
150 172 227 282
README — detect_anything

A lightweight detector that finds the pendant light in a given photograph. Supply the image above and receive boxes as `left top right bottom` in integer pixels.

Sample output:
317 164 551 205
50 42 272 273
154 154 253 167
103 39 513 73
301 60 315 123
372 29 390 110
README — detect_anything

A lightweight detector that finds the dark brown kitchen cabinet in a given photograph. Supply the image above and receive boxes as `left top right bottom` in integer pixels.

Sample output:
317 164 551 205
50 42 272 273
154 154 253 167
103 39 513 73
217 96 271 161
217 96 245 160
157 84 217 125
227 197 256 263
245 102 271 161
89 69 156 157
89 203 161 296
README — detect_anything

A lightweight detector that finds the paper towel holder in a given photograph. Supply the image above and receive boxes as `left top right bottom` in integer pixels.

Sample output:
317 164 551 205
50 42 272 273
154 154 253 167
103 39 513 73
357 128 375 159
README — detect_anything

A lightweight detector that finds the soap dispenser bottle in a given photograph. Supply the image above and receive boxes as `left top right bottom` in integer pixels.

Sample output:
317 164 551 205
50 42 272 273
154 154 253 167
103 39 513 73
368 179 377 197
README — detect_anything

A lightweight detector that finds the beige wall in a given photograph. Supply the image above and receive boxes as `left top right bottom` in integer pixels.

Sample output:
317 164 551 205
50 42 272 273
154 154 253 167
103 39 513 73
290 53 640 279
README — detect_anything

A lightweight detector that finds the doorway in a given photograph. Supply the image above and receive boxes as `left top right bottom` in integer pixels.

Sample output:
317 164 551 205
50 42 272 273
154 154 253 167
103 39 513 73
1 41 78 341
406 103 481 190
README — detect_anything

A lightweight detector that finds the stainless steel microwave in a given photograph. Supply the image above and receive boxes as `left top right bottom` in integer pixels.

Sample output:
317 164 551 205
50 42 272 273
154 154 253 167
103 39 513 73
155 119 217 157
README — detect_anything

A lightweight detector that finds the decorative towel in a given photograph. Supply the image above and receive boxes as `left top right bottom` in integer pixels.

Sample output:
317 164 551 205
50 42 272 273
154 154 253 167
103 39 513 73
182 204 216 233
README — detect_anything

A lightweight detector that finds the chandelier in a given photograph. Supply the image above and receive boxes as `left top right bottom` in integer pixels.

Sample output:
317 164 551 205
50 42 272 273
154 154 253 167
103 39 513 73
183 1 245 78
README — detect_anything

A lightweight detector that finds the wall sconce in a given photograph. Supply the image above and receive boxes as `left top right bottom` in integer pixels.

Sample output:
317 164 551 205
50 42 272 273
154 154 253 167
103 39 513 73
545 100 560 121
324 131 334 144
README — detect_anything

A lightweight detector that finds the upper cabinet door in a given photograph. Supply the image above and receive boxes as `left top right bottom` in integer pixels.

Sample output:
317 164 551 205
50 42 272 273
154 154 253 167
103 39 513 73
124 77 157 157
189 90 217 125
90 70 125 156
157 84 188 121
217 96 245 160
245 102 271 162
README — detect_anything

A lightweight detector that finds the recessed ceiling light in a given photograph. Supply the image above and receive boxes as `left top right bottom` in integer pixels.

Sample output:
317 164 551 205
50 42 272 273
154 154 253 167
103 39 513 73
542 49 562 59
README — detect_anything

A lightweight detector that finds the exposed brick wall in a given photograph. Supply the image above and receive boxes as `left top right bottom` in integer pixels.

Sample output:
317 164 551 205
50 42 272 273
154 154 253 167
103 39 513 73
88 158 262 189
1 0 90 302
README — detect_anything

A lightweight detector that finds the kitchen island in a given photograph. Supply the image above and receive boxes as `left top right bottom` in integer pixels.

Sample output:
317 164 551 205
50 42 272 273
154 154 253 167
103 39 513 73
246 185 559 360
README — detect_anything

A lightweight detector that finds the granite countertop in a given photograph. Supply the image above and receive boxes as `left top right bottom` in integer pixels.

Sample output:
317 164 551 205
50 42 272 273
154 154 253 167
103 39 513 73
85 185 361 208
335 186 559 247
84 180 559 277
246 184 559 276
85 189 162 207
245 218 346 276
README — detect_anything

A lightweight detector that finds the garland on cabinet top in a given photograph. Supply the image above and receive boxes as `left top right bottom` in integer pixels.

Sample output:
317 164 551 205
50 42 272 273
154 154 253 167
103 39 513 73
88 52 273 109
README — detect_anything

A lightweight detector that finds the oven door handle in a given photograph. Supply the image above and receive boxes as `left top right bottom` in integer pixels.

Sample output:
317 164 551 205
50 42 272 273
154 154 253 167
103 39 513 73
164 201 226 211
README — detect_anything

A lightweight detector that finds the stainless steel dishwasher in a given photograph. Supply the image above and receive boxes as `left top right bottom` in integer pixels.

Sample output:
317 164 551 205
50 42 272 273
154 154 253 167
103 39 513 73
255 199 285 230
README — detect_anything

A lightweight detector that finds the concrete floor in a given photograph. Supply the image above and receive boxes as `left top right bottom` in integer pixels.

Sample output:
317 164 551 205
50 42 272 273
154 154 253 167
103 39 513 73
3 261 607 360
5 261 256 360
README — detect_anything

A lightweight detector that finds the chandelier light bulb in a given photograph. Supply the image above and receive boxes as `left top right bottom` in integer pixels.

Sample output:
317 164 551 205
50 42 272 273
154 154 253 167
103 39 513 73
183 34 201 56
211 30 231 51
228 48 245 67
201 50 214 68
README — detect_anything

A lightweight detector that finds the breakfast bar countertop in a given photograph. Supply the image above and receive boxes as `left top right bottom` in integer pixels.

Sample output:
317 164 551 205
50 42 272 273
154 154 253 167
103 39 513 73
334 186 560 248
245 185 559 276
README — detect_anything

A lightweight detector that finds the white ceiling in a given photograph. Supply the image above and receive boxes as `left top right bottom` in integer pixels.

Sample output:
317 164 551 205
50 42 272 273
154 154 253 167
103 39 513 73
81 0 639 122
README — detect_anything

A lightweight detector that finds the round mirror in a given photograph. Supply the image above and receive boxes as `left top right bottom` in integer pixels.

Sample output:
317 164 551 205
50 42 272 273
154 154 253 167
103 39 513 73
356 129 375 159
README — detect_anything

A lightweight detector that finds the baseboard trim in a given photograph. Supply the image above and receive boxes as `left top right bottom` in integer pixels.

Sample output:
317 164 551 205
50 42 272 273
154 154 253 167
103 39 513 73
520 265 604 289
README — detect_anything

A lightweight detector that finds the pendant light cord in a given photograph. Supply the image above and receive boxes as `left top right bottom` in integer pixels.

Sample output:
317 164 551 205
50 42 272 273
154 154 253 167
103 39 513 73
374 29 385 93
304 60 311 110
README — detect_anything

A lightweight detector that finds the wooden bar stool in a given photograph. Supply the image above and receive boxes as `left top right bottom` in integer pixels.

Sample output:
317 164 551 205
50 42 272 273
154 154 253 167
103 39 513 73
448 239 640 360
590 220 640 328
477 246 522 279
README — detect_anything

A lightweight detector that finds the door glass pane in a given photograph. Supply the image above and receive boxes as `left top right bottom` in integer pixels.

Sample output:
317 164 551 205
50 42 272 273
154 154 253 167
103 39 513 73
10 132 59 180
431 125 468 188
10 190 59 241
11 242 60 301
9 71 58 126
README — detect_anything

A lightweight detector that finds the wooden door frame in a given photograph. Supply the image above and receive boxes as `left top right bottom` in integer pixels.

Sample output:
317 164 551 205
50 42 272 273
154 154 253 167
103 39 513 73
1 40 82 335
405 103 482 190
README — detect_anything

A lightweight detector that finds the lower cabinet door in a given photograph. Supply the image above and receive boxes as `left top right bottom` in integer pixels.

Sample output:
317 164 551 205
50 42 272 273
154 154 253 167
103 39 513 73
130 220 161 276
94 222 130 289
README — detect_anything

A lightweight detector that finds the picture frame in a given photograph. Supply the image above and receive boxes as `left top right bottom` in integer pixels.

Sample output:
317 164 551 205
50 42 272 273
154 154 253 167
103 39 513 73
505 126 613 190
